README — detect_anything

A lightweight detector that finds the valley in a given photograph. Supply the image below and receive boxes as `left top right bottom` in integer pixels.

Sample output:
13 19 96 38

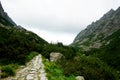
0 1 120 80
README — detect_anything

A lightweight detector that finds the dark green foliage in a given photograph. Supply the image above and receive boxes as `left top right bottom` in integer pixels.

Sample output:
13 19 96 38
99 29 120 70
41 43 77 60
80 29 120 79
1 23 118 79
1 12 120 79
0 23 48 78
0 15 14 26
0 24 77 78
43 58 76 80
0 26 47 65
0 23 77 78
1 65 15 78
25 52 39 62
58 54 119 80
83 29 120 71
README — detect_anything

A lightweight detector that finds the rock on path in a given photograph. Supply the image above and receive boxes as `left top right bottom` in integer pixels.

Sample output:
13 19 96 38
4 54 48 80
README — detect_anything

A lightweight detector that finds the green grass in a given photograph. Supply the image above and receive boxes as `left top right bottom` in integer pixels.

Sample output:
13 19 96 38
58 53 119 80
0 65 16 78
25 51 39 62
0 52 39 78
42 57 76 80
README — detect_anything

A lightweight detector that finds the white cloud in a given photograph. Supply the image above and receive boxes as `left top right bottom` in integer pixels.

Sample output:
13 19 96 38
24 27 76 45
1 0 120 44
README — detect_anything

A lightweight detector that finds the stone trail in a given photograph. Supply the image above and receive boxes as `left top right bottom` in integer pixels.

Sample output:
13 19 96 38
3 54 48 80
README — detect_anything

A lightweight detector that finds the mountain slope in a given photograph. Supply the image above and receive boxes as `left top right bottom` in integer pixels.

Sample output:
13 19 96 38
72 7 120 51
72 6 120 72
82 28 120 71
0 2 16 26
0 2 48 65
0 2 119 79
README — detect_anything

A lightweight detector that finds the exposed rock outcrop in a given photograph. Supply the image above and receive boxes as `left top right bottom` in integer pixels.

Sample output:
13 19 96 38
50 52 64 62
76 76 85 80
0 1 16 26
72 7 120 51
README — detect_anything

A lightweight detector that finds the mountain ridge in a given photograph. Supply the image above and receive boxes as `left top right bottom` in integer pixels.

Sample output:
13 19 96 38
0 1 16 26
0 2 48 64
72 7 120 51
0 2 119 80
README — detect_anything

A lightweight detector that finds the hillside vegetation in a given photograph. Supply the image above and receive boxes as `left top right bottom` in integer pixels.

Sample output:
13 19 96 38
73 7 120 51
72 6 120 79
83 29 120 71
0 26 47 65
0 2 120 79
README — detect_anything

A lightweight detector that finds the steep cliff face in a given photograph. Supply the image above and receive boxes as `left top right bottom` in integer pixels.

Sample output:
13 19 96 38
0 1 16 26
73 7 120 51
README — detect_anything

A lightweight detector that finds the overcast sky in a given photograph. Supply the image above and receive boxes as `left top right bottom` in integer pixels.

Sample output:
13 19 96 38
1 0 120 45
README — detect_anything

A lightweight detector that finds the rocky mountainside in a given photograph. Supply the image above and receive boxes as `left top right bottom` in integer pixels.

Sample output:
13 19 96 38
72 7 120 51
0 2 16 26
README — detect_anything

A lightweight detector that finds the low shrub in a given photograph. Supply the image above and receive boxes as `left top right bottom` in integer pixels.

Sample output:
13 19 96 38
1 65 15 78
58 54 119 80
25 51 39 62
43 58 76 80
